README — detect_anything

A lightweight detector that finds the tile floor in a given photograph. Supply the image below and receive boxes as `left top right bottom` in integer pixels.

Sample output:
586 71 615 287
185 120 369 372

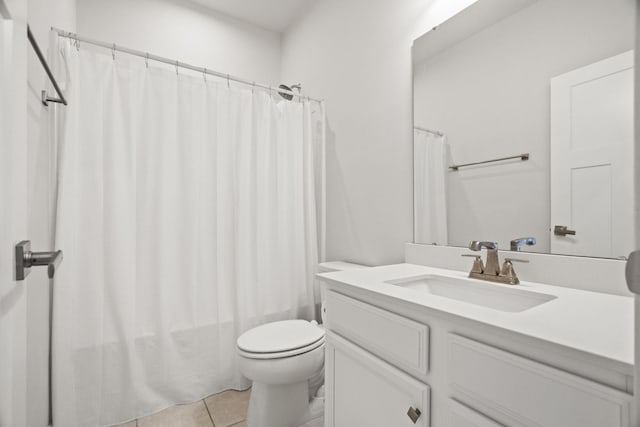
116 389 251 427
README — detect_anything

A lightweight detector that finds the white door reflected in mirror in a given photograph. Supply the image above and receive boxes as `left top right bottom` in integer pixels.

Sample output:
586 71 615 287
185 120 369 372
550 51 634 259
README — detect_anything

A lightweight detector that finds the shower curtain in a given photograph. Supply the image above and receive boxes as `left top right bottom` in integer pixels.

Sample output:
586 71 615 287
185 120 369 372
414 128 448 245
51 35 322 427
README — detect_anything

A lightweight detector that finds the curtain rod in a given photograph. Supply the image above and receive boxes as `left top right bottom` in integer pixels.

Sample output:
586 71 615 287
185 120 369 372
29 26 68 106
414 126 444 137
52 27 323 104
0 0 11 19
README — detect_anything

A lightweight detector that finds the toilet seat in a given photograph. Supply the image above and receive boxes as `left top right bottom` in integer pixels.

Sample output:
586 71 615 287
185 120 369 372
238 336 325 359
237 319 325 360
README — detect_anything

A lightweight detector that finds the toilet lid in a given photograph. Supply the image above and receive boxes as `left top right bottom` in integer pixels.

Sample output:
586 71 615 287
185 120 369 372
237 320 325 354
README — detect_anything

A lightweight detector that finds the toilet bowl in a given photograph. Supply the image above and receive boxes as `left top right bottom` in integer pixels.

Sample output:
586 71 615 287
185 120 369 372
238 319 325 427
237 261 367 427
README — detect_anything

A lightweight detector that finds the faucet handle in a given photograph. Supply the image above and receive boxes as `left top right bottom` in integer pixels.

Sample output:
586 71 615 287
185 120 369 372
504 257 529 263
500 258 529 285
462 254 484 274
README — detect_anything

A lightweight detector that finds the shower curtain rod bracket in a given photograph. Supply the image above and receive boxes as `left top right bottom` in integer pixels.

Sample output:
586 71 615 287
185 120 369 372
414 126 444 137
41 90 65 107
29 25 68 106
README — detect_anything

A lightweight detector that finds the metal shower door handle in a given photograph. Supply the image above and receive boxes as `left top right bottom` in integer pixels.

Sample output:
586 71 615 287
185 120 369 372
15 240 63 280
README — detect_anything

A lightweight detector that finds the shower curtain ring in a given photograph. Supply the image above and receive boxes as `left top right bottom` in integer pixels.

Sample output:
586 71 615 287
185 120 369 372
226 74 230 88
252 81 255 94
75 34 80 51
112 43 116 60
175 60 179 75
203 68 207 82
145 53 149 68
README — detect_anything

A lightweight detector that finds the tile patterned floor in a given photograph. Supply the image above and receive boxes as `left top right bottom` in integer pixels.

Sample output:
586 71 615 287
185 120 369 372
116 389 250 427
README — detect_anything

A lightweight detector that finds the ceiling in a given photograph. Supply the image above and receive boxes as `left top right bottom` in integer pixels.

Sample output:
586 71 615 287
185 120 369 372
186 0 317 32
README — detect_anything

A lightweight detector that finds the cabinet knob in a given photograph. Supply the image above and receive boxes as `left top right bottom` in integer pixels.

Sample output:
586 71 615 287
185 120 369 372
407 406 422 424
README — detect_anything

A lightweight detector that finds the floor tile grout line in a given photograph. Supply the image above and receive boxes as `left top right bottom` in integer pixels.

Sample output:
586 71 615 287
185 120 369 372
203 398 216 427
121 390 250 427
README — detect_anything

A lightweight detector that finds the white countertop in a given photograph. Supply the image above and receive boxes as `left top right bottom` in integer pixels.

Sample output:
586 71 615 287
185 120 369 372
318 263 634 371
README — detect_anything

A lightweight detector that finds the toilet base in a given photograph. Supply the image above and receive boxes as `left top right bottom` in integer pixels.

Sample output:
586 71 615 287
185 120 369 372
246 381 312 427
299 394 324 427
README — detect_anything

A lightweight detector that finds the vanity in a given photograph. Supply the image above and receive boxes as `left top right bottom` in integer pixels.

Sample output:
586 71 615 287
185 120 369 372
316 0 636 425
318 253 633 427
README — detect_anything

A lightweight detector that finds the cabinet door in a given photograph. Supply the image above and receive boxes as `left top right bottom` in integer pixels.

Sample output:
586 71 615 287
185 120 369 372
325 332 430 427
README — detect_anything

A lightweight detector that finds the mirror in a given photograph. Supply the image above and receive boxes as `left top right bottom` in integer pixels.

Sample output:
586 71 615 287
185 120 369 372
412 0 635 259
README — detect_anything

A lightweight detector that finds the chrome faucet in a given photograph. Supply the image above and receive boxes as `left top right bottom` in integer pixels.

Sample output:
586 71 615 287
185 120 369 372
464 240 528 285
510 237 536 251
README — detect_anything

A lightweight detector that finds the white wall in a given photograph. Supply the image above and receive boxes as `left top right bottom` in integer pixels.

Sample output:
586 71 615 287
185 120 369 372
77 0 282 84
280 0 477 266
26 1 76 426
1 1 28 425
413 0 634 253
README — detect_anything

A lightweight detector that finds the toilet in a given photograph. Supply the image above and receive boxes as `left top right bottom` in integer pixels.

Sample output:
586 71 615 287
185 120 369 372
237 261 367 427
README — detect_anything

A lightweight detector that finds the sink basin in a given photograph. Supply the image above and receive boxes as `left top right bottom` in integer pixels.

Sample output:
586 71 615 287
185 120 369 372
385 274 556 312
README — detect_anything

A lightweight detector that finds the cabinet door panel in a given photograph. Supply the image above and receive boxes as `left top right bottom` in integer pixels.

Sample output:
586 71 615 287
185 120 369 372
449 334 631 427
449 400 504 427
326 332 430 427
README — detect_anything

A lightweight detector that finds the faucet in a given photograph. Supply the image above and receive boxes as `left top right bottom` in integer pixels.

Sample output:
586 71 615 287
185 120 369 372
510 237 536 251
468 241 501 275
464 240 529 285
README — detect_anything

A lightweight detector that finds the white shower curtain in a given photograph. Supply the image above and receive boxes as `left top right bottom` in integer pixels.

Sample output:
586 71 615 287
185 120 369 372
414 128 448 245
51 35 321 427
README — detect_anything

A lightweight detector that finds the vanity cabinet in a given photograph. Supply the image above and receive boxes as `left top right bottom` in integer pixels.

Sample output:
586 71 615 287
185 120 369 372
323 290 632 427
325 333 430 427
